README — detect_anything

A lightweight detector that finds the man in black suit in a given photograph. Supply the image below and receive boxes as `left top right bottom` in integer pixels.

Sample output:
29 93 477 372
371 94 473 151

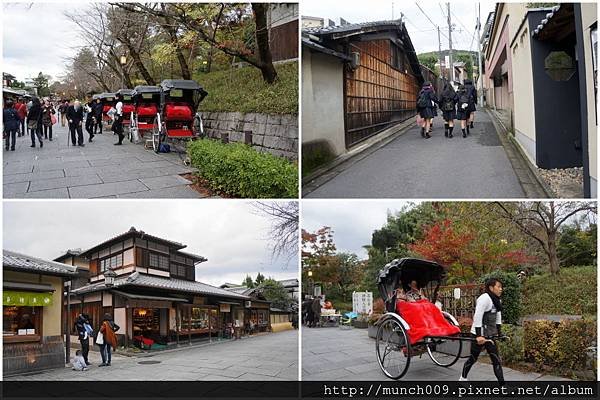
67 100 85 146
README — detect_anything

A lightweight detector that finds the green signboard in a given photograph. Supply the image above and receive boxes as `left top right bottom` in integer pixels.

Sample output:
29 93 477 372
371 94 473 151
3 291 53 306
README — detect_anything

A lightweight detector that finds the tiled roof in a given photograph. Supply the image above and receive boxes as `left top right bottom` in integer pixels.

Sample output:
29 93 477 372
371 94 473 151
303 19 404 36
278 278 299 287
225 286 255 296
79 227 187 257
71 272 249 300
532 5 564 36
4 250 78 277
175 250 208 262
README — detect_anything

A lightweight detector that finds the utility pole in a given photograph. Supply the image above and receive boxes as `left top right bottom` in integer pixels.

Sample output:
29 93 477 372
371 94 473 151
437 26 444 81
447 2 454 83
477 3 483 106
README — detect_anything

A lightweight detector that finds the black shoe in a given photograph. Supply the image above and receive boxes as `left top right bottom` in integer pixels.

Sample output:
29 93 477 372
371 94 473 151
30 144 35 148
444 130 448 137
49 138 53 141
470 122 474 129
114 142 122 146
40 142 43 148
11 148 15 151
78 144 85 147
5 147 8 151
466 127 470 135
421 127 425 138
463 132 467 138
425 132 431 139
449 133 453 138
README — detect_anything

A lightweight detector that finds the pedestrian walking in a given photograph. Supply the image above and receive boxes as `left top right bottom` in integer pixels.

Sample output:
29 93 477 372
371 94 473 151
60 100 69 127
3 100 20 151
67 101 85 147
112 93 125 145
27 97 43 148
311 297 322 328
464 79 478 129
92 97 103 134
459 278 505 386
41 100 56 141
98 313 119 367
84 99 95 142
15 99 27 137
439 82 458 138
416 81 438 139
456 85 472 138
74 313 93 367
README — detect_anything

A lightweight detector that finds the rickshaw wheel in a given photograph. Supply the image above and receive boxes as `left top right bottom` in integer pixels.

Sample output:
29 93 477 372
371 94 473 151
375 317 411 380
152 116 161 153
426 320 462 367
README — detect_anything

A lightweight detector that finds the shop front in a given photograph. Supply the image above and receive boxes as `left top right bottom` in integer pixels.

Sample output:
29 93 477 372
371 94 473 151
245 300 271 334
3 250 78 376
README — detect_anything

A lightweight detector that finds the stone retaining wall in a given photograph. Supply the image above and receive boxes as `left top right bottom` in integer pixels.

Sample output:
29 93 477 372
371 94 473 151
201 112 298 160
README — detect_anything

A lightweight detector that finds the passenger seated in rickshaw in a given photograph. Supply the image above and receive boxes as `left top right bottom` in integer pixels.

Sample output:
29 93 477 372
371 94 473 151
394 281 460 345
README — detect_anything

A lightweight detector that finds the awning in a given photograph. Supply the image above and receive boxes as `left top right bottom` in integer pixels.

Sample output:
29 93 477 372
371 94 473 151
4 291 53 306
111 290 188 303
4 281 56 292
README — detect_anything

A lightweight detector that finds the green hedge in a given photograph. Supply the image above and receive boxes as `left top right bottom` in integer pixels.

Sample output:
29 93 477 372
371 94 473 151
523 319 596 375
522 266 597 317
496 324 525 365
480 270 522 325
187 139 298 198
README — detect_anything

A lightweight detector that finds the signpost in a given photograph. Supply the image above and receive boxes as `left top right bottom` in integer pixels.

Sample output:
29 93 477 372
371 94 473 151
352 291 373 315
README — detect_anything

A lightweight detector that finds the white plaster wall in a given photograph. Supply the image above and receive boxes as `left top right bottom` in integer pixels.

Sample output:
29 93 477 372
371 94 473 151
301 48 346 157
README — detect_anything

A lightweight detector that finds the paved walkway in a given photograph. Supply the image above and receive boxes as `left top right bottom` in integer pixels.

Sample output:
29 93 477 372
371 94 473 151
302 327 570 381
304 111 526 198
5 330 298 381
3 123 205 198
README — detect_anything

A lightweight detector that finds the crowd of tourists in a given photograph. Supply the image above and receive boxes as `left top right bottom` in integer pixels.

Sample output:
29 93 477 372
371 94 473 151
72 313 120 371
3 93 126 151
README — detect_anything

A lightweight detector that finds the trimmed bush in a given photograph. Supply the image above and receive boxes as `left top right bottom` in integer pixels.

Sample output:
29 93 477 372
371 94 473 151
480 270 522 325
523 319 555 369
497 324 524 365
523 318 597 374
188 139 298 198
522 266 597 317
548 319 597 373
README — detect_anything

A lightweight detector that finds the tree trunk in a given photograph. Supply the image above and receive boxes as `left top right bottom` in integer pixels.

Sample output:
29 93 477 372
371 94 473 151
251 3 278 84
124 42 156 85
160 5 191 80
206 4 225 73
547 231 560 275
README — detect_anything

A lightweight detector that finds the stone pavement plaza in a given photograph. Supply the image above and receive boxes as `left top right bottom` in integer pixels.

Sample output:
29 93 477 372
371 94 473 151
304 111 529 198
5 330 298 381
302 327 570 381
3 123 206 198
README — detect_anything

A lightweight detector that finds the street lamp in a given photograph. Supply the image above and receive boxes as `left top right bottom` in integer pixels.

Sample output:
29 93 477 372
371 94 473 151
120 55 127 88
104 268 117 287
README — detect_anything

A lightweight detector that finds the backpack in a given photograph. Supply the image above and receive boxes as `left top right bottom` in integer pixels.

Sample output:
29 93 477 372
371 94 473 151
458 91 470 109
158 143 171 153
417 92 429 108
441 97 455 112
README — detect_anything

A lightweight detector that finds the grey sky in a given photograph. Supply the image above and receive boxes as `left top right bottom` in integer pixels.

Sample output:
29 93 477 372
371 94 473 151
3 2 89 83
3 200 298 287
302 200 418 259
302 0 497 53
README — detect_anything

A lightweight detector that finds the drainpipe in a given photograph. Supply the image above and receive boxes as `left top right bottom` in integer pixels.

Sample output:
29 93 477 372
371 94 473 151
574 3 591 198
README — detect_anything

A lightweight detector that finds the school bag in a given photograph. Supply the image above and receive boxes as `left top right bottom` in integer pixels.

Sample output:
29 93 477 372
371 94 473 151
417 92 429 109
441 97 455 112
458 91 470 110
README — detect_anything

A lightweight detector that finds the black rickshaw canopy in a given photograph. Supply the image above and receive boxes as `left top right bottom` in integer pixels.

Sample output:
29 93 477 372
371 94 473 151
377 258 446 311
159 79 208 110
132 85 161 104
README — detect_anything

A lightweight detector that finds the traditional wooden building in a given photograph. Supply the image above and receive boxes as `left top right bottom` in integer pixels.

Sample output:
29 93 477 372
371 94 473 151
302 19 425 165
224 286 271 333
63 227 250 348
3 250 78 375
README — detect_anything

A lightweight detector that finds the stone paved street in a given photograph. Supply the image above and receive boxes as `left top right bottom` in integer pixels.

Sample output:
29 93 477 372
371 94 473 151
302 327 570 381
3 123 206 198
5 330 298 381
304 111 528 198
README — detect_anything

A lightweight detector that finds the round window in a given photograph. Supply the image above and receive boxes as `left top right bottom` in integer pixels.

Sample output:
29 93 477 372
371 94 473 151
544 51 576 81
